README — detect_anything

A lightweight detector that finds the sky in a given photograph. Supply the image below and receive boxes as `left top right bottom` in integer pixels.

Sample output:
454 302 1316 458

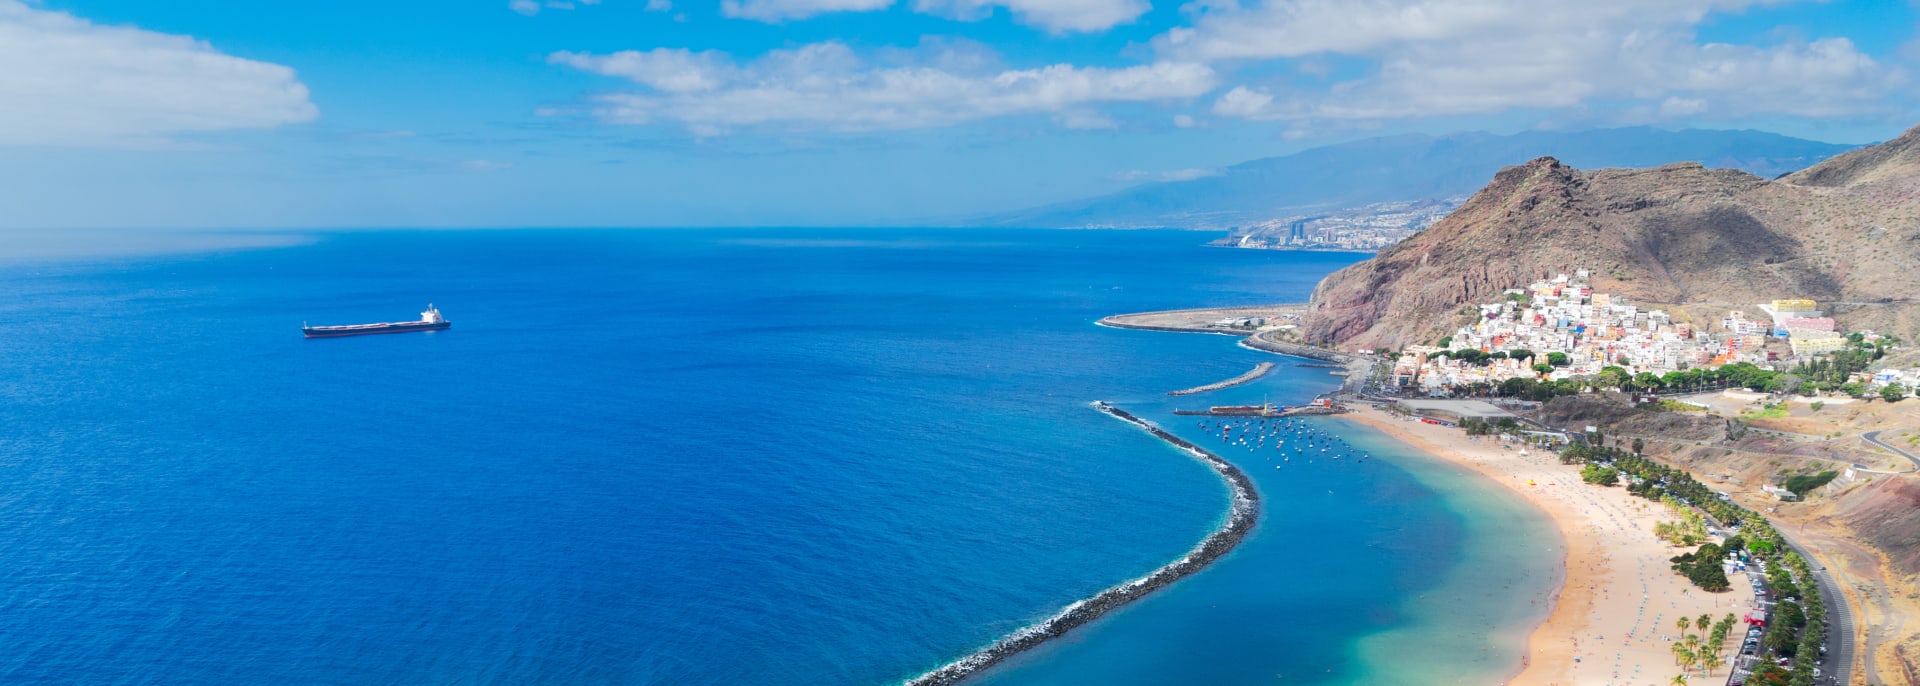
2 0 1918 229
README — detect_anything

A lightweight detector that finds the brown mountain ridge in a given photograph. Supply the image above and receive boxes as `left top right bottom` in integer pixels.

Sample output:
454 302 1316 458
1303 123 1920 349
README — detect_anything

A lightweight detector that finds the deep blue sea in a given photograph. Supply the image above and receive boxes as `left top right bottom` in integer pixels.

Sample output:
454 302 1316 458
0 229 1557 685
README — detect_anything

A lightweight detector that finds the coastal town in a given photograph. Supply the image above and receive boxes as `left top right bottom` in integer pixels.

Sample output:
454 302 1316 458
1380 270 1914 401
1210 198 1462 252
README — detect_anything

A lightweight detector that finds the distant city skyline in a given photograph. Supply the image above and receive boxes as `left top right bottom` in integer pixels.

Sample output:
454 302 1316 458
2 0 1918 229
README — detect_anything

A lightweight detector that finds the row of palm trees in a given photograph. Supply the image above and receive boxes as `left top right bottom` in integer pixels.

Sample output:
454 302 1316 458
1670 612 1740 684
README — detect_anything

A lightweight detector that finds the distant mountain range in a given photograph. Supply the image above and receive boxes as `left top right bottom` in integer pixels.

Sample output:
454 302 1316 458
985 127 1861 230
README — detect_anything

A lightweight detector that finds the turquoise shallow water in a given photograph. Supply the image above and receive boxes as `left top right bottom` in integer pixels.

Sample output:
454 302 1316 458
0 228 1557 685
972 365 1563 686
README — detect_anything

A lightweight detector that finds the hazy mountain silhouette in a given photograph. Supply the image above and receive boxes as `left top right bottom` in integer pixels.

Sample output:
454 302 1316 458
986 127 1859 229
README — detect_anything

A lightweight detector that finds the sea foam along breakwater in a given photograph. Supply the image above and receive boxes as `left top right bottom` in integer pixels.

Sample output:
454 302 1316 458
902 402 1259 686
1168 362 1275 396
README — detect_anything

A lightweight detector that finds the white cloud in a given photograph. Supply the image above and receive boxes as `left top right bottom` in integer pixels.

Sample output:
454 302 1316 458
719 0 1141 31
1169 0 1903 123
1055 110 1120 129
1161 0 1741 62
1112 167 1223 182
645 0 673 11
1171 113 1196 128
0 0 317 147
721 0 895 22
1659 96 1708 117
1210 86 1273 118
510 0 604 16
550 48 737 92
911 0 1149 33
551 42 1216 133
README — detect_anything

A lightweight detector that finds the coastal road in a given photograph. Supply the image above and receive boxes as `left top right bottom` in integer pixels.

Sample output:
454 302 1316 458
1861 430 1920 473
1814 561 1857 686
1777 530 1858 686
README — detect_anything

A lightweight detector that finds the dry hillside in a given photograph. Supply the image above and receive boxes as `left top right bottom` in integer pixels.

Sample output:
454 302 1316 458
1303 124 1920 349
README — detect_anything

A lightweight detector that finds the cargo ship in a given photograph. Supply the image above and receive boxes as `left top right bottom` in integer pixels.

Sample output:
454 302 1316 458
303 305 450 338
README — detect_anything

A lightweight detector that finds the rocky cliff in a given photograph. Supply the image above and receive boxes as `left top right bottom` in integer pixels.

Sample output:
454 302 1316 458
1303 124 1920 349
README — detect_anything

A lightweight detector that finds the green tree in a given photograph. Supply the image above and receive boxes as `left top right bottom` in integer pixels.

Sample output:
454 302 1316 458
1581 463 1620 486
1781 470 1839 496
1632 438 1645 454
1546 351 1569 367
1533 363 1555 375
1775 600 1806 629
1884 383 1907 403
1686 562 1731 592
1701 649 1722 677
1749 664 1790 685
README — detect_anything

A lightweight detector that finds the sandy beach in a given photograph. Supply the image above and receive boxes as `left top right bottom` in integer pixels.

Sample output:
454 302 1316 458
1338 405 1753 686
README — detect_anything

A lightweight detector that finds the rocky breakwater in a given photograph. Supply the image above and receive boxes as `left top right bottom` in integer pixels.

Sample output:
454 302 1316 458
1169 362 1275 396
901 402 1259 686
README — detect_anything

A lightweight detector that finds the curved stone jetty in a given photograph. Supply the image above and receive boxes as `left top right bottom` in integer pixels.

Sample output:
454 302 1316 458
901 402 1258 686
1168 361 1275 396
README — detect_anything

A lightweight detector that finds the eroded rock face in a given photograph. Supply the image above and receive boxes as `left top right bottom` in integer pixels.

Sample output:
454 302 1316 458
1302 124 1920 349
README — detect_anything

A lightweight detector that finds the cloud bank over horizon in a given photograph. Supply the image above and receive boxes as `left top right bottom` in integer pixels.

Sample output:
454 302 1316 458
0 0 316 148
540 0 1912 138
0 0 1913 230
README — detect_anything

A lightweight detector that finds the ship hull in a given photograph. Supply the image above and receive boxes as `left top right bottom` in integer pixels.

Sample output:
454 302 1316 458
302 321 451 338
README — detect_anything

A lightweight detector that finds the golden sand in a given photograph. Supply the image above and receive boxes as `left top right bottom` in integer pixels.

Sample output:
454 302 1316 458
1338 406 1751 685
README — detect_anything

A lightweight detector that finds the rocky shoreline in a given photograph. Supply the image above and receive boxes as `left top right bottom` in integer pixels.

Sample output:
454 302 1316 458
900 402 1259 686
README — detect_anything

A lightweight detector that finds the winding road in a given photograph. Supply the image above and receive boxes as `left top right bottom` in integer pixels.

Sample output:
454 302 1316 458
1861 430 1920 473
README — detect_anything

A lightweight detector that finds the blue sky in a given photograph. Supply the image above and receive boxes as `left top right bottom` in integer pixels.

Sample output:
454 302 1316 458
1 0 1917 229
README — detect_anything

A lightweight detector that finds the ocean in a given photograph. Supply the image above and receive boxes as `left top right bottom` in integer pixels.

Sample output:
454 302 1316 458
0 229 1557 684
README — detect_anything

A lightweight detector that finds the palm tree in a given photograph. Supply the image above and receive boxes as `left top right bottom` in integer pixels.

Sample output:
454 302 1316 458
1697 614 1711 636
1670 641 1689 666
1701 650 1723 677
1670 674 1688 686
1676 616 1691 635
